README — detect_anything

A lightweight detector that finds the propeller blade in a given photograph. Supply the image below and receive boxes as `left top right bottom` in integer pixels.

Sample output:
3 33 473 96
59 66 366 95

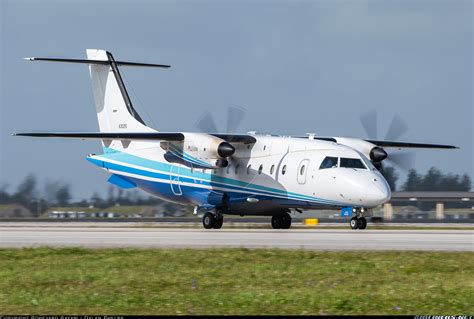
385 114 409 141
226 105 246 134
387 152 416 171
196 110 219 133
360 110 378 139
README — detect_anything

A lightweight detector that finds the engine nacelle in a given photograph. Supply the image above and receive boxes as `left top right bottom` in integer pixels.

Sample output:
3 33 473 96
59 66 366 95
161 133 235 168
332 137 386 164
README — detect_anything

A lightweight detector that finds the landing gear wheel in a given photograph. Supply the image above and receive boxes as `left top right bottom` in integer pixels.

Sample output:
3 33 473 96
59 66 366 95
358 217 367 230
213 215 224 229
350 217 359 230
281 213 292 229
203 212 215 229
271 216 282 229
271 214 292 229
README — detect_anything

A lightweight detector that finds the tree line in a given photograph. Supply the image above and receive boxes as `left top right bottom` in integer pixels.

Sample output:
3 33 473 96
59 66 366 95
0 174 166 216
382 166 471 192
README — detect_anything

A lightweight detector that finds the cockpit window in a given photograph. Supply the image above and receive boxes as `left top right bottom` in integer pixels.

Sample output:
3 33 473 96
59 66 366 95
319 156 338 169
340 158 366 169
356 150 377 171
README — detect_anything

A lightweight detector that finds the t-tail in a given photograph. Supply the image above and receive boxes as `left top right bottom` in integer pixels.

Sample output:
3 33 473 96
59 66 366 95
86 49 158 133
18 49 172 145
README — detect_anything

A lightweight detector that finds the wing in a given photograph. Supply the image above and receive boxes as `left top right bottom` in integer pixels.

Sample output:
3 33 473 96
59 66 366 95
292 135 457 149
211 133 256 144
364 139 457 149
13 132 257 144
13 132 184 141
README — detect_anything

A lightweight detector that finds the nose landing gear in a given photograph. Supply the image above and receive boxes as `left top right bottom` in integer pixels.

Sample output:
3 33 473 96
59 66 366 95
349 208 368 230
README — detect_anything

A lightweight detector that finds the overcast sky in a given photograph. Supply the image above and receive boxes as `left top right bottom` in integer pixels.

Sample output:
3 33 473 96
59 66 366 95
1 0 472 200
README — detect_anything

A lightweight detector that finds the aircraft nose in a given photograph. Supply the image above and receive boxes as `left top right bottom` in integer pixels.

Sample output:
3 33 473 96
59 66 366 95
370 175 391 204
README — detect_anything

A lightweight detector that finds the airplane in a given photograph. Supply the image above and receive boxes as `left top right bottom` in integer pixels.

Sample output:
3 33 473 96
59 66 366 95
14 49 457 230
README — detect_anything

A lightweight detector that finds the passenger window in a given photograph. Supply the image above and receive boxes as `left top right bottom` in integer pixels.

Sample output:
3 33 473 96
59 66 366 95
247 164 251 174
235 164 240 174
340 158 366 169
300 165 306 175
258 165 263 174
319 157 338 169
282 165 287 175
270 165 275 175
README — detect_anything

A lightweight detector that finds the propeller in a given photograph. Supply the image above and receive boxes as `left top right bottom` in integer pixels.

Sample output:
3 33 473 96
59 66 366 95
196 104 247 134
196 110 218 134
196 105 248 167
359 110 415 171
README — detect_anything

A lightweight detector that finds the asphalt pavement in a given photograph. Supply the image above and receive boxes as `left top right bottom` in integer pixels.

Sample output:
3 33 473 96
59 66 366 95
1 226 472 251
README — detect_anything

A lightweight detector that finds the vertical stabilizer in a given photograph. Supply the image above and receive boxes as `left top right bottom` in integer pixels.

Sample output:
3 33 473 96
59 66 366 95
86 49 155 133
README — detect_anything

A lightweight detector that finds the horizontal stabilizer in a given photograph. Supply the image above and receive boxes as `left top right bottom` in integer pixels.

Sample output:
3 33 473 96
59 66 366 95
24 57 170 68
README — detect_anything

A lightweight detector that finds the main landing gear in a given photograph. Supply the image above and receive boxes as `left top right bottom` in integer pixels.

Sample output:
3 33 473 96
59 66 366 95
349 207 367 230
271 213 292 229
202 212 224 229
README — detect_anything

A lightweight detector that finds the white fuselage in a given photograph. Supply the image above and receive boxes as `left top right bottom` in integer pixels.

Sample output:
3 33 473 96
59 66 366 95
88 134 391 214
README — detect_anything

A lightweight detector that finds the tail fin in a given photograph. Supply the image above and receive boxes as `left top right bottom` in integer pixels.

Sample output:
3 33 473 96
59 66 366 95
25 49 169 132
86 49 154 133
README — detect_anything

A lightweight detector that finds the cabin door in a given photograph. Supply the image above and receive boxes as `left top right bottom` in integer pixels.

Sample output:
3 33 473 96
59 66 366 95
297 159 310 184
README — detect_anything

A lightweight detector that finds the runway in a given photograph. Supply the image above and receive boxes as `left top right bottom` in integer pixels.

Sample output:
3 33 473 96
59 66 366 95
0 227 472 251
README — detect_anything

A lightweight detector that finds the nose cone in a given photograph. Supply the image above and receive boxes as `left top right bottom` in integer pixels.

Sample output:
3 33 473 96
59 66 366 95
369 174 391 205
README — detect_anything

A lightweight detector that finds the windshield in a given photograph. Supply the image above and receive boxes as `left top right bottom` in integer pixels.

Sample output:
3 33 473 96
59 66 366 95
355 150 377 171
319 156 338 169
340 157 366 169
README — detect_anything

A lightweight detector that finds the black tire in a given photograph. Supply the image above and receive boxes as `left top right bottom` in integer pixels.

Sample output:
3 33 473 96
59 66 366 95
203 212 215 229
281 213 292 229
271 216 281 229
358 217 367 230
350 217 359 230
213 215 224 229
